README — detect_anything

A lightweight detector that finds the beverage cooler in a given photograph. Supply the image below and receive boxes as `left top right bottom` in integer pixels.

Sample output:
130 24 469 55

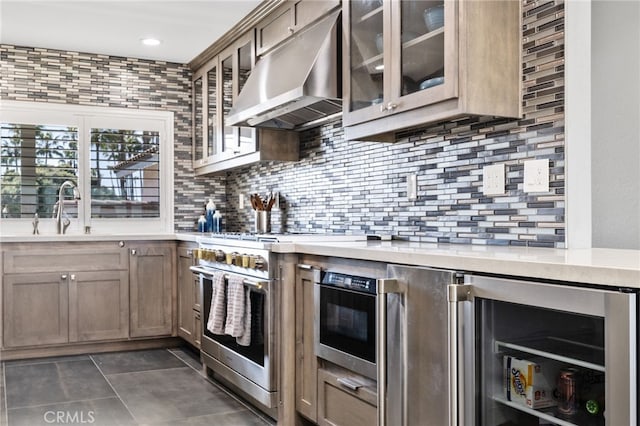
455 275 638 426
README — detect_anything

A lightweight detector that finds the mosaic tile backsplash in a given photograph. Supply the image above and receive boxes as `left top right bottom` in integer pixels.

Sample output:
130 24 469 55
1 0 565 246
225 0 566 247
0 45 225 231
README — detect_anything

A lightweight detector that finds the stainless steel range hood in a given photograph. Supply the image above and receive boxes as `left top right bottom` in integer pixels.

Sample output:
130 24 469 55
227 10 341 130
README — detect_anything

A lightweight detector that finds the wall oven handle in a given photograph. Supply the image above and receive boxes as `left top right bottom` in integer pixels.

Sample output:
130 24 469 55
376 278 405 426
337 376 363 391
189 266 269 291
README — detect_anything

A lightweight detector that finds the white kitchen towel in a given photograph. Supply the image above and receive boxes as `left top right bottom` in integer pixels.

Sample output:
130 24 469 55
224 275 245 337
206 271 226 335
236 287 252 346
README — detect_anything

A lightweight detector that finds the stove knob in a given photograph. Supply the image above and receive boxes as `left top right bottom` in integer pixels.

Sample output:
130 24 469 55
254 256 266 270
215 250 225 262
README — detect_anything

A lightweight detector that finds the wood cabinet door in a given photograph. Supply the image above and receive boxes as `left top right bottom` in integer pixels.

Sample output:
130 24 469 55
177 245 196 345
295 265 318 422
69 270 129 342
129 244 175 338
3 273 69 347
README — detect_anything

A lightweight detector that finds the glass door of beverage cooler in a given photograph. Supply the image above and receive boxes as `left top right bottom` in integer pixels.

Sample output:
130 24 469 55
457 276 637 426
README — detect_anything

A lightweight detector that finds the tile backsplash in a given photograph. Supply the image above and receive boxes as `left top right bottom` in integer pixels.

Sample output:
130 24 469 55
0 44 225 231
224 0 565 247
1 0 565 246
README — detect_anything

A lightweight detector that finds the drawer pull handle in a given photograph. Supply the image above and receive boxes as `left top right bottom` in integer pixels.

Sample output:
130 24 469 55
337 377 362 391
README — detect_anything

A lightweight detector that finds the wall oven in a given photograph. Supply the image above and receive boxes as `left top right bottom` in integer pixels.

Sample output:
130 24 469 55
314 270 378 379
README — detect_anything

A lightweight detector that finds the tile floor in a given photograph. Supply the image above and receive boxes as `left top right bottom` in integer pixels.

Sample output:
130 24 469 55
0 347 274 426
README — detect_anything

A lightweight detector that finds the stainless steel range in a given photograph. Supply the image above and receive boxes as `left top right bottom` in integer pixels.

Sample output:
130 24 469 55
190 233 367 418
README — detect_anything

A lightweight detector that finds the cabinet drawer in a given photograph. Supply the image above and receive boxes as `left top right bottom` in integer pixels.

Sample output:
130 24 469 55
4 244 128 273
317 367 376 426
256 2 293 56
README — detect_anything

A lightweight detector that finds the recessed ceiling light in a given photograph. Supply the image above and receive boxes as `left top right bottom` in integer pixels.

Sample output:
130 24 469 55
141 38 161 46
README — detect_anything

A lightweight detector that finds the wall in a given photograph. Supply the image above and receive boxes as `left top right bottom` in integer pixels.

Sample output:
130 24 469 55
591 0 640 249
0 44 224 232
225 0 566 248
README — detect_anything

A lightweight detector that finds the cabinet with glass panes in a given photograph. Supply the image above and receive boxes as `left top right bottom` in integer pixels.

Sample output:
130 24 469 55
343 0 522 142
192 32 297 175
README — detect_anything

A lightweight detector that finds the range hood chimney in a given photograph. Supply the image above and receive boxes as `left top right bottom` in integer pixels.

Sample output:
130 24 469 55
227 10 341 130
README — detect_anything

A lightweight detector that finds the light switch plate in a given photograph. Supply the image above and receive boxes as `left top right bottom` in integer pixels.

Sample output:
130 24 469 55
407 174 417 201
239 193 244 209
483 164 505 195
524 159 549 193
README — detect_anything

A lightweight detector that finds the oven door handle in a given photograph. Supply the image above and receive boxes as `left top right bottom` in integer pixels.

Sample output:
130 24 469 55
377 278 406 426
190 266 269 292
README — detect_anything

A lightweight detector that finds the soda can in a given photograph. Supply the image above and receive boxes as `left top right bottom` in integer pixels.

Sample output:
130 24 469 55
557 367 580 416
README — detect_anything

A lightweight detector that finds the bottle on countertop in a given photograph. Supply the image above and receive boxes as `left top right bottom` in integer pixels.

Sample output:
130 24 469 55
205 199 216 232
197 214 207 232
213 210 222 233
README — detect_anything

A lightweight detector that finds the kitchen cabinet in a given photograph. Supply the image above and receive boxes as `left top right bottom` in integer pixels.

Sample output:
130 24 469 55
3 273 69 347
192 31 299 175
317 365 377 426
69 270 129 342
129 242 176 338
295 264 318 422
2 244 129 348
256 0 341 57
343 0 521 142
177 242 200 348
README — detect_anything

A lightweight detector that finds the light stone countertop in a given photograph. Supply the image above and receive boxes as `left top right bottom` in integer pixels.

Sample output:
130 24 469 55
272 240 640 288
3 233 639 288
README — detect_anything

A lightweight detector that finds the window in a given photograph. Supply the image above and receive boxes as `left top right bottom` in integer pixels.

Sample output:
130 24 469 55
0 101 174 235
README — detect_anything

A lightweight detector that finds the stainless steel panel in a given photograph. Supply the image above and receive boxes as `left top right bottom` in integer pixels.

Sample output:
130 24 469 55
384 265 459 426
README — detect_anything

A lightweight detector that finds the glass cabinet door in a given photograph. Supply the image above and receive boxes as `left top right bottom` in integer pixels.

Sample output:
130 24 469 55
236 36 256 155
207 63 218 158
220 50 235 157
192 75 204 164
392 0 453 111
220 32 255 159
345 0 386 123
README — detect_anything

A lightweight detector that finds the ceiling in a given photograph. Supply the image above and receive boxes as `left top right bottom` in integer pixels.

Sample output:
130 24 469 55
0 0 262 64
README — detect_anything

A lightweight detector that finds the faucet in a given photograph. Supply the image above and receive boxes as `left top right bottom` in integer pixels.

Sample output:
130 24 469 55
55 180 81 234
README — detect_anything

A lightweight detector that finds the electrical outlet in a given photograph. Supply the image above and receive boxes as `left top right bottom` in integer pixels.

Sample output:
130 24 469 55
239 193 244 209
407 174 417 201
483 164 505 195
524 159 549 193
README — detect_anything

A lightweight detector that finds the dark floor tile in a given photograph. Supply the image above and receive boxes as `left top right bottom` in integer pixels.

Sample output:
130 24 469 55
91 349 185 375
142 409 273 425
4 359 114 409
168 347 202 372
3 355 90 367
7 397 135 426
106 367 247 424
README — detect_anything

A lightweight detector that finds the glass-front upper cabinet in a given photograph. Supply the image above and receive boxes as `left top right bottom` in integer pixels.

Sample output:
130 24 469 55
192 56 219 167
343 0 521 142
344 0 455 127
219 32 256 160
193 32 255 170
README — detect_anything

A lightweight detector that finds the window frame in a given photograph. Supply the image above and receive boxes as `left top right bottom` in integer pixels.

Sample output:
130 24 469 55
0 101 174 235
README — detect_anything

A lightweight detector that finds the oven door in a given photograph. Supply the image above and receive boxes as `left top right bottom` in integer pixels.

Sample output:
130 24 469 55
314 282 377 379
196 268 277 407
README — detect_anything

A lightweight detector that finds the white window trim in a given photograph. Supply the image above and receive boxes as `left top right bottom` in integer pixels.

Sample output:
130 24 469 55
0 100 174 236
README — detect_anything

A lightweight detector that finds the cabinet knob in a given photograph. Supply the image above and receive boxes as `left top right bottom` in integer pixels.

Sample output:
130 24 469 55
131 249 137 256
119 241 125 248
61 274 68 280
287 26 294 33
386 102 398 111
186 250 193 256
70 274 76 281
